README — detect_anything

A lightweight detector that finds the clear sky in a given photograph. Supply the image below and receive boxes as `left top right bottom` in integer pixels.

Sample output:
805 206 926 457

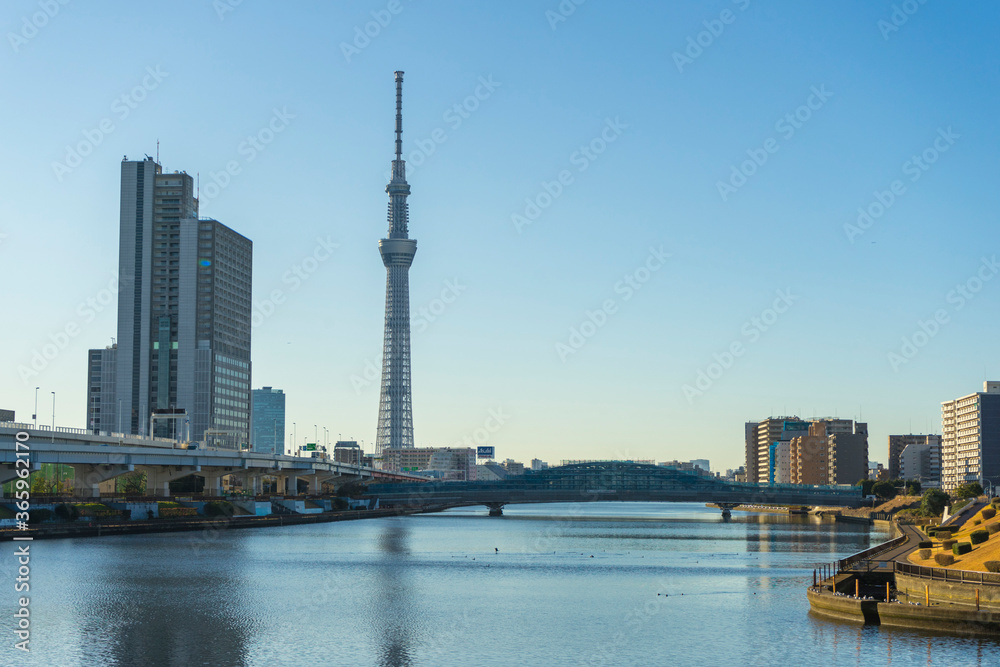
2 1 999 472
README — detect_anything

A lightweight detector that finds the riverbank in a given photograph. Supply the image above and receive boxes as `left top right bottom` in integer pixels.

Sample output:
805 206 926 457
0 503 453 541
806 521 1000 637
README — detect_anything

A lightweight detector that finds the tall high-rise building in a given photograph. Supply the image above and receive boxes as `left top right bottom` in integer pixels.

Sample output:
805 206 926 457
251 387 285 454
899 442 941 486
941 381 1000 491
888 434 942 479
828 422 868 485
86 344 117 433
754 416 804 483
87 157 252 448
790 422 830 485
375 71 417 457
744 421 759 483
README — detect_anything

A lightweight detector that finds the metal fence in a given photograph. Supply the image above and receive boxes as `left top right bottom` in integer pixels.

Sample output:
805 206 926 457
837 534 907 571
894 561 1000 586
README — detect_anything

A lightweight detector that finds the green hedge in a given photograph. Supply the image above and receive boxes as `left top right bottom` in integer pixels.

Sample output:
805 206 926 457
918 540 932 549
987 522 1000 535
159 507 198 518
942 539 957 550
203 501 234 517
935 553 955 566
28 508 53 523
985 561 1000 573
982 507 997 520
953 542 972 555
970 530 989 545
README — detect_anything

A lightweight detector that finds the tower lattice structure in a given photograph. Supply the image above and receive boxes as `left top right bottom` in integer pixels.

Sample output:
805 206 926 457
375 71 417 457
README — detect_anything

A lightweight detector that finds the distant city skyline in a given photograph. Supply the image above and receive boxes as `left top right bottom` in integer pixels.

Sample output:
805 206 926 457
3 2 1000 471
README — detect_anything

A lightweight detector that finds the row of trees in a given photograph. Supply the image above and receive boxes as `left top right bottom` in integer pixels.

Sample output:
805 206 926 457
856 479 985 502
856 478 922 500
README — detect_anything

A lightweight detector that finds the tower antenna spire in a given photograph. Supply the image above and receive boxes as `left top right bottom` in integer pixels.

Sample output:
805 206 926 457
376 70 417 457
394 71 404 161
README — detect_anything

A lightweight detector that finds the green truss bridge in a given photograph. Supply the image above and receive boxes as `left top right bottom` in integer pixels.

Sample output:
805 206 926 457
363 461 865 516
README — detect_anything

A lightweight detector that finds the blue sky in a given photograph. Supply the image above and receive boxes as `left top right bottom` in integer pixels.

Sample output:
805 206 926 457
2 1 998 471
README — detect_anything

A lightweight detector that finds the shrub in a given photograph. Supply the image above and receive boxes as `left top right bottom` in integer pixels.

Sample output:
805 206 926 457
918 540 933 549
53 503 80 522
159 507 198 518
332 497 349 510
987 523 1000 535
942 539 957 550
974 519 982 525
953 542 972 556
28 508 53 524
983 507 997 520
992 497 1000 505
935 553 955 566
918 549 931 560
985 561 1000 573
203 501 235 517
971 530 989 545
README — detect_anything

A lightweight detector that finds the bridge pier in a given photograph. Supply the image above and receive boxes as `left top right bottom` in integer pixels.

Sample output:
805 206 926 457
72 464 131 498
198 471 225 497
717 502 739 519
486 502 505 517
140 466 199 497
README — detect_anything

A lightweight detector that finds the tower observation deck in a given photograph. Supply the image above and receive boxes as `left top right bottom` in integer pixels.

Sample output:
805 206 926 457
376 71 417 456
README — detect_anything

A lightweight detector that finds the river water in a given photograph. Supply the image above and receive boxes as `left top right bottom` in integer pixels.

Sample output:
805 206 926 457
3 502 999 666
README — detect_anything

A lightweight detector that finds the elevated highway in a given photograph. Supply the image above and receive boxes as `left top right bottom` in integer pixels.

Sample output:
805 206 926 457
0 423 421 497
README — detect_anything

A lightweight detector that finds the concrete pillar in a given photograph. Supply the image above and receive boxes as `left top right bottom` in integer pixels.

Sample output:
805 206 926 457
287 475 299 496
199 472 224 497
72 464 130 498
141 467 198 498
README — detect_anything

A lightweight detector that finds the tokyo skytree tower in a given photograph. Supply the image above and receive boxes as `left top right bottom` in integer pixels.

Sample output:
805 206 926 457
375 71 417 456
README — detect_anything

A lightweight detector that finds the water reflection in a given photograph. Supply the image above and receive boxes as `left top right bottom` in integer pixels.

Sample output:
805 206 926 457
71 536 254 666
371 519 418 667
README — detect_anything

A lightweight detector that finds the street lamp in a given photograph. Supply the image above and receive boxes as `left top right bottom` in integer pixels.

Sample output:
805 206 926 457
50 392 56 443
33 386 39 428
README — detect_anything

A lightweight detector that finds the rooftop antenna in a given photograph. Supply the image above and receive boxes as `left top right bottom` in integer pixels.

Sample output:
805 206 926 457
156 139 159 163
